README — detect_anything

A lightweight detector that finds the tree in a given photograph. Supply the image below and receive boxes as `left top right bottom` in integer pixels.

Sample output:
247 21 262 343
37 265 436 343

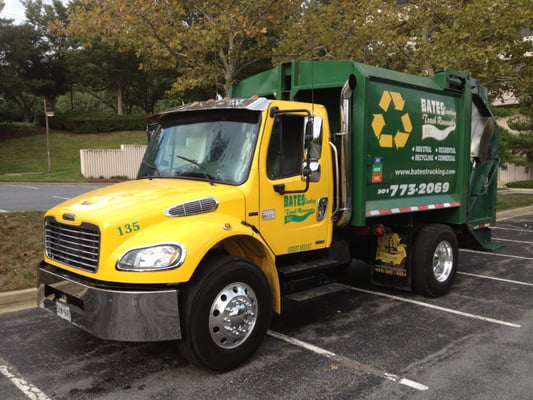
273 0 533 100
0 22 50 122
274 0 411 70
66 42 145 115
22 0 70 110
0 1 71 121
402 0 533 98
66 0 300 95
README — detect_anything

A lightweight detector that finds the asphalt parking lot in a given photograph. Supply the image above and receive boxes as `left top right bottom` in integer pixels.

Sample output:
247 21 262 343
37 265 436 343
1 213 531 400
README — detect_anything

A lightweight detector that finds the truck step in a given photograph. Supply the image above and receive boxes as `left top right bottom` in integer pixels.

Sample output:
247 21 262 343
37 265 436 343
277 259 341 278
283 282 350 304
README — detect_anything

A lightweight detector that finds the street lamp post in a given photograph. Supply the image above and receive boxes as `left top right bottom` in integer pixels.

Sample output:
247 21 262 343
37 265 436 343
43 99 54 175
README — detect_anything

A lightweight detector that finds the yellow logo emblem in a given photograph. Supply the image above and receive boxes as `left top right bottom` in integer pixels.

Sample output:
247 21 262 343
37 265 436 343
371 91 412 149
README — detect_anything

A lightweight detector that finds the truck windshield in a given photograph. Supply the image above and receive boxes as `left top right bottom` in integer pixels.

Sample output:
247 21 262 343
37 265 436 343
138 109 261 184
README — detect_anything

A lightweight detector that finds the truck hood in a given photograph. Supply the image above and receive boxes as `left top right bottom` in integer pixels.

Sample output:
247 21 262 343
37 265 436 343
47 178 245 226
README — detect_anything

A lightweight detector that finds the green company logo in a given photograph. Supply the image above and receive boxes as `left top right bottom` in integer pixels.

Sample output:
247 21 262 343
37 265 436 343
371 90 412 150
283 194 315 224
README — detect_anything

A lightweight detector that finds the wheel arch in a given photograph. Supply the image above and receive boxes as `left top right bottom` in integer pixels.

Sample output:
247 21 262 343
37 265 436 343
194 234 281 314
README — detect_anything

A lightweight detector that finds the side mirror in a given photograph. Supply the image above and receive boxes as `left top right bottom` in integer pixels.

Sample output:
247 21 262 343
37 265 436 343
302 116 323 182
304 117 314 149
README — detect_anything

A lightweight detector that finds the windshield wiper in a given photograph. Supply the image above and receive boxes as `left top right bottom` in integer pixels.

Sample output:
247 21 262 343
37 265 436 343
142 160 159 180
176 155 215 186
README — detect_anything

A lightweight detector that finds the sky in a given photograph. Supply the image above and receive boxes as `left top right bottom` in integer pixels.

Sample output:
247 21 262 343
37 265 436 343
1 0 26 23
1 0 61 24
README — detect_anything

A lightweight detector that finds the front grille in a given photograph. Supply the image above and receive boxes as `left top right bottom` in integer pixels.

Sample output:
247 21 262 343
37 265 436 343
45 218 100 273
165 197 218 217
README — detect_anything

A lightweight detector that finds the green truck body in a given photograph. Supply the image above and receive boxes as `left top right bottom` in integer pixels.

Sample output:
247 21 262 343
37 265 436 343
230 60 499 248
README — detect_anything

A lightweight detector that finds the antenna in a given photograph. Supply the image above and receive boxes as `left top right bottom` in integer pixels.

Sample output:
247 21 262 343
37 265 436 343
214 38 220 98
309 20 315 116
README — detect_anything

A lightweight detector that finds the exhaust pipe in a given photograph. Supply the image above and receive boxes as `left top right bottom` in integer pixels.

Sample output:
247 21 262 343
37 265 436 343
335 75 356 227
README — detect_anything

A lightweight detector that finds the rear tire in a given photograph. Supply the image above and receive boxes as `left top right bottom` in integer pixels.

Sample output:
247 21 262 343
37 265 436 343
412 224 458 297
178 255 272 371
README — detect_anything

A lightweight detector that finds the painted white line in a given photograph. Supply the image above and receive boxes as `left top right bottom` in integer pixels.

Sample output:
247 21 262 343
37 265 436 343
267 330 428 391
458 272 533 287
384 373 429 391
493 226 533 233
0 361 51 400
460 248 533 261
493 237 533 245
7 185 39 190
267 330 335 356
350 287 522 328
52 196 70 200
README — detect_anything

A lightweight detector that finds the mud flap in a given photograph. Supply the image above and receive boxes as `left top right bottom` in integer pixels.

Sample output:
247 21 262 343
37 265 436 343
371 228 412 291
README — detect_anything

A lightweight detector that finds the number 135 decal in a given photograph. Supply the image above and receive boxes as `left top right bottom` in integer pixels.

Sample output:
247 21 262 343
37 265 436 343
117 221 140 236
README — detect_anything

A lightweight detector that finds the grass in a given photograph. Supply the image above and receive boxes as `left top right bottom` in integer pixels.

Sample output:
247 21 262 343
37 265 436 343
0 127 146 182
1 193 532 293
0 211 44 292
497 191 533 211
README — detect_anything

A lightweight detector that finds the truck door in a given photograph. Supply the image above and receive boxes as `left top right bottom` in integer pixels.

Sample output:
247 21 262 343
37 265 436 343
258 108 333 255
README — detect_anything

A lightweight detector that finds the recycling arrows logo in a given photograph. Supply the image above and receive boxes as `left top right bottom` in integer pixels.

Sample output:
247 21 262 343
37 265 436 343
371 91 412 149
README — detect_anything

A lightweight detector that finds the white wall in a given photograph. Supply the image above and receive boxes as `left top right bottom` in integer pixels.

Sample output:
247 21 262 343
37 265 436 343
80 145 147 179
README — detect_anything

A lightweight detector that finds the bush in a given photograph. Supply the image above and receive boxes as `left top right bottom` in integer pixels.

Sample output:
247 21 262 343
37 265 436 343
506 180 533 189
0 122 36 136
507 116 533 132
492 107 518 118
38 112 146 133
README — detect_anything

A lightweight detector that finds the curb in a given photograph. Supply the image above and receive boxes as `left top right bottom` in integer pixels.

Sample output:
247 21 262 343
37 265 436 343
1 206 532 314
0 288 37 314
494 205 533 221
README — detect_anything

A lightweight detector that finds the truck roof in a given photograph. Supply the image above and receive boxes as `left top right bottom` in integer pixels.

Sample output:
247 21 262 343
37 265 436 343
149 97 270 122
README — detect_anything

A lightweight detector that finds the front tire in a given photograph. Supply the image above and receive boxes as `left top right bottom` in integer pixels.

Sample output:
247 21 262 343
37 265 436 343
178 255 272 371
412 224 458 297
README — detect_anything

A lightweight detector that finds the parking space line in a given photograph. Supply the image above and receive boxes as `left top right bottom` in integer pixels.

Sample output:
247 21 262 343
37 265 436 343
493 238 533 245
0 358 50 400
349 287 522 328
267 330 429 391
493 226 532 233
458 272 533 287
460 248 533 261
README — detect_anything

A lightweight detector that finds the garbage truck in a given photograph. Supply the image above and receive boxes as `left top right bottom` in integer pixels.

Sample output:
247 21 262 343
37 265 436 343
39 60 499 371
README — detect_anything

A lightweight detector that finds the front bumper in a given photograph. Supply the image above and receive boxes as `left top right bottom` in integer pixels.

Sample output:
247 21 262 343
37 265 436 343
38 262 181 342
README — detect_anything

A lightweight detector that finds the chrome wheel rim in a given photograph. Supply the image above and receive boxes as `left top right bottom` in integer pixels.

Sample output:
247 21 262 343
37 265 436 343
209 282 258 349
433 241 454 282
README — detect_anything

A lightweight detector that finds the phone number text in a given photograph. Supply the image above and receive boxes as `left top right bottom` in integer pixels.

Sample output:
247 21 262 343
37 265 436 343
377 182 451 197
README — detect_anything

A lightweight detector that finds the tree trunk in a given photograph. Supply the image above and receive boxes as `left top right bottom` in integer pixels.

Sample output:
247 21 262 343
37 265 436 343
116 86 124 115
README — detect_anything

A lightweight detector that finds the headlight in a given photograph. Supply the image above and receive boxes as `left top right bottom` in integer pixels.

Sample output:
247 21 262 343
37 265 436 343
117 243 186 271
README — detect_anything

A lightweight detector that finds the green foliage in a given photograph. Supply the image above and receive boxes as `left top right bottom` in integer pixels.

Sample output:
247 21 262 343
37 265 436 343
0 122 36 135
2 0 533 117
506 180 533 189
37 112 146 133
67 0 300 95
508 116 533 132
499 123 533 169
55 90 116 114
492 107 518 118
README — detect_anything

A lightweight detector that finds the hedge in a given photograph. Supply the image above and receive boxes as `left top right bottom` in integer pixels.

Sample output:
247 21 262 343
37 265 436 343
38 112 146 133
506 180 533 189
